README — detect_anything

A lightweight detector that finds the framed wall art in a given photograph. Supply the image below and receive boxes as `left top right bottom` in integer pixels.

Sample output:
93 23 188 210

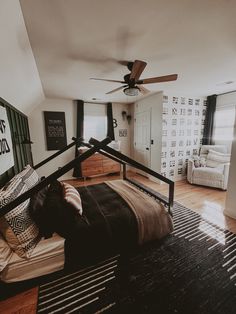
44 111 67 150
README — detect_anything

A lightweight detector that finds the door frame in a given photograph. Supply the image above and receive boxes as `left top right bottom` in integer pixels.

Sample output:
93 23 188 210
134 108 152 174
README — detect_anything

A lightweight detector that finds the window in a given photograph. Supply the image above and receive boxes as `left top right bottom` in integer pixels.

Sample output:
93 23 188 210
213 105 235 143
84 104 107 142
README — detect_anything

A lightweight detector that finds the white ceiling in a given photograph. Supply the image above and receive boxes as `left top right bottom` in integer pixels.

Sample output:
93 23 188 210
20 0 236 103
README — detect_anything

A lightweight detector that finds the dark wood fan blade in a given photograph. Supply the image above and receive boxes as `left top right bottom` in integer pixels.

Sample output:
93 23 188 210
106 85 127 94
130 60 147 81
139 85 150 95
138 74 178 85
90 78 125 83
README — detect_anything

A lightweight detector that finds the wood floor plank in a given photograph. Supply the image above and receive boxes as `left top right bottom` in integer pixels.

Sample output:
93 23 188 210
0 287 38 314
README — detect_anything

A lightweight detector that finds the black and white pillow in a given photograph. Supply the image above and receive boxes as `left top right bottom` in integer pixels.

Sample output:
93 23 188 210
15 165 39 189
0 176 40 258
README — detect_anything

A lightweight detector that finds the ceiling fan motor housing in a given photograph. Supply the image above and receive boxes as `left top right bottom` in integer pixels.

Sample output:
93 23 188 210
124 86 139 96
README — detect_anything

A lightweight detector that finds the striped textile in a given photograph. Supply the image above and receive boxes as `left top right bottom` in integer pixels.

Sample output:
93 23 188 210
15 164 40 189
37 255 119 314
62 182 83 216
37 199 236 314
0 176 40 258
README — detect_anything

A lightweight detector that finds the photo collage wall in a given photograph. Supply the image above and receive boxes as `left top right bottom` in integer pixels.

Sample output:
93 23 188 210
161 95 207 181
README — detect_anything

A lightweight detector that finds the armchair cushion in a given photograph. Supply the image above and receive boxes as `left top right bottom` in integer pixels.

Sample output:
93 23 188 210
193 167 224 181
206 150 231 168
200 145 228 157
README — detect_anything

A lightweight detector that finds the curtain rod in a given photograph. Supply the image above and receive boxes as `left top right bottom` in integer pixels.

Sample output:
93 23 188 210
217 89 236 96
84 101 107 104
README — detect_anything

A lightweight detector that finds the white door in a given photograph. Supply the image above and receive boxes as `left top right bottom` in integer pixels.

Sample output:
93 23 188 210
134 110 151 174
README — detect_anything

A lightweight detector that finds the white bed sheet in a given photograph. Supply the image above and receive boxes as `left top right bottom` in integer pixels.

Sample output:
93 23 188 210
0 233 65 283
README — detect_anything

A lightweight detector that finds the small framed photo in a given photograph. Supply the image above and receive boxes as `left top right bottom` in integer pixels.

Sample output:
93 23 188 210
119 129 127 137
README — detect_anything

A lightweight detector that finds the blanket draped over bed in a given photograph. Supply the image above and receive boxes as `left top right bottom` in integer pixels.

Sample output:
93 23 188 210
65 180 173 267
106 180 173 244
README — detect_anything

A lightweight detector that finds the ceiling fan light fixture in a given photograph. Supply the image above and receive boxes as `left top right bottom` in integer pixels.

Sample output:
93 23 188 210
124 87 139 96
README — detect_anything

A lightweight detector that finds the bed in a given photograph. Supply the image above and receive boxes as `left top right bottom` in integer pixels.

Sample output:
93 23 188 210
0 234 65 283
0 137 174 283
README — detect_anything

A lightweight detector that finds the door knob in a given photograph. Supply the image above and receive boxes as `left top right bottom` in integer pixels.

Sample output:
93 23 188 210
146 147 150 150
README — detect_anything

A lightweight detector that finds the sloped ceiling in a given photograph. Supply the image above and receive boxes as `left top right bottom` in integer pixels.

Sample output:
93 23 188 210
0 0 44 114
20 0 236 103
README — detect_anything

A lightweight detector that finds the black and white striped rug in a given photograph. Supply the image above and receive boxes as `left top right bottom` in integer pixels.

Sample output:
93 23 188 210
37 201 236 314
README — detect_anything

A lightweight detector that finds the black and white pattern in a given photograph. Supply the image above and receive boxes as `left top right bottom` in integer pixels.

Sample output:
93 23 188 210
37 201 236 314
0 176 40 258
15 164 39 189
161 94 206 180
37 256 119 314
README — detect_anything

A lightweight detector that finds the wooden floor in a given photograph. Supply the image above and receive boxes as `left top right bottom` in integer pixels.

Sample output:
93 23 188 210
0 174 235 313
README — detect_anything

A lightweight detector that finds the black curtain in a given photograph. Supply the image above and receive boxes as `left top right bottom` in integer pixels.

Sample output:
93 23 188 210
107 102 115 140
202 94 217 145
73 100 84 177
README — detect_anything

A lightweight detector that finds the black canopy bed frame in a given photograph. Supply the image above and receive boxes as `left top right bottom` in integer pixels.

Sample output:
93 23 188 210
0 137 174 299
0 137 174 218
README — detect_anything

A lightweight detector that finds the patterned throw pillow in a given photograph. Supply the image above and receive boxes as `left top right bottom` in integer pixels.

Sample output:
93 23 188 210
0 176 40 258
193 156 206 168
15 164 39 189
61 182 83 216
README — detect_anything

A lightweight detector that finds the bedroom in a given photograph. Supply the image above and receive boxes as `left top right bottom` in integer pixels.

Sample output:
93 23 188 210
0 0 236 313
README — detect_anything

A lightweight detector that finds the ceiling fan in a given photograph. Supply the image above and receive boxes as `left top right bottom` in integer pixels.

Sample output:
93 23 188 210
90 60 178 96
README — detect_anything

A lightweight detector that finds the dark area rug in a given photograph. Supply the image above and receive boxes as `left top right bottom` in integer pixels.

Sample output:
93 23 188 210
37 201 236 314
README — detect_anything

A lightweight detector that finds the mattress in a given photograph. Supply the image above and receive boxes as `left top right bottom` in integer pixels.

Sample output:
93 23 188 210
0 233 65 283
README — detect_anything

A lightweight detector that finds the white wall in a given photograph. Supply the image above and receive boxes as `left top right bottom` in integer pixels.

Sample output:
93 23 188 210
29 99 131 180
214 92 236 152
223 93 236 219
225 109 236 219
132 92 163 177
0 0 44 114
113 102 131 157
29 98 76 179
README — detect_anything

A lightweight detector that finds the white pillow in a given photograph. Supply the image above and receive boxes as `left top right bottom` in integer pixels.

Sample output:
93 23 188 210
0 234 13 272
206 150 231 168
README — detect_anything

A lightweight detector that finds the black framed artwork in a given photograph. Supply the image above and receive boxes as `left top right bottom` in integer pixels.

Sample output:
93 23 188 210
44 111 67 150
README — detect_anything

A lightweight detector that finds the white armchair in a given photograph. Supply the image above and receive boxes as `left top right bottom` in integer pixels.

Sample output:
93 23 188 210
187 145 230 190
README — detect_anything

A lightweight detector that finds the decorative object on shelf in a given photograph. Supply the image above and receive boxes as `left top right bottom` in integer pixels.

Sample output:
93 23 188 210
127 115 132 124
122 110 127 120
0 106 14 175
121 111 132 124
119 129 128 137
44 111 67 150
113 118 118 128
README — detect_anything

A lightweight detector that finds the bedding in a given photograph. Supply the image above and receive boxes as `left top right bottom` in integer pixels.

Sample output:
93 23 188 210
0 234 13 272
61 182 83 216
1 179 173 281
15 165 39 189
0 176 40 258
106 180 172 244
65 180 173 267
29 180 83 239
0 233 65 283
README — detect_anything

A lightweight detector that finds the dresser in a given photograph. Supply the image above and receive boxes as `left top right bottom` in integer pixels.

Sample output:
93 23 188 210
80 150 121 178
